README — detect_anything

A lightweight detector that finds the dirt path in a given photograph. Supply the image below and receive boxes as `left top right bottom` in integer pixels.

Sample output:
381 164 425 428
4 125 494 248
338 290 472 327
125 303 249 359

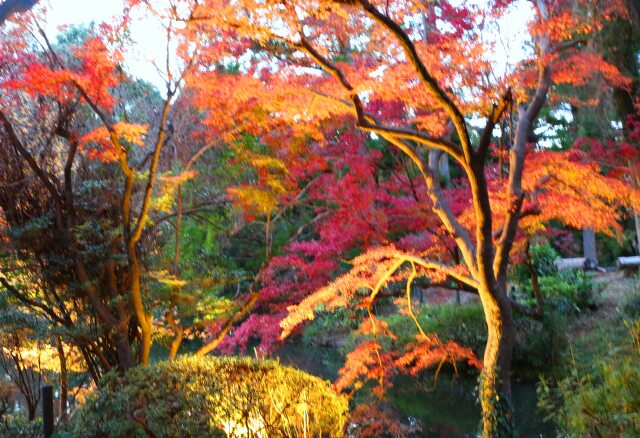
570 271 635 338
594 271 636 303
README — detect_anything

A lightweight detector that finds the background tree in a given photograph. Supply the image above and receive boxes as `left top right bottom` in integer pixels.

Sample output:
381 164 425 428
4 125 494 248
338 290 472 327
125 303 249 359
0 9 195 374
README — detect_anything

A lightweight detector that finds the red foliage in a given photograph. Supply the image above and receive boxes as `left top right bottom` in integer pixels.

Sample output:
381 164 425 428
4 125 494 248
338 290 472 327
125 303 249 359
180 0 640 408
348 403 420 437
79 123 148 162
1 23 135 163
4 37 122 112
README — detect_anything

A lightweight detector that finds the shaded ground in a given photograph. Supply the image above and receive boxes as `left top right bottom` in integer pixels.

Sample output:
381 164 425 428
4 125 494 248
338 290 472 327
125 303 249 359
565 271 637 374
576 271 635 329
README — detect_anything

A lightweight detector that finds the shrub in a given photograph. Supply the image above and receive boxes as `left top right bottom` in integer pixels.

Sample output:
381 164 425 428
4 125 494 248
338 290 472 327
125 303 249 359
538 320 640 437
511 243 559 284
0 416 41 438
383 304 565 377
511 243 598 314
302 307 362 347
622 280 640 319
512 310 566 375
529 244 561 277
382 304 487 356
63 356 349 437
513 268 597 314
540 270 598 313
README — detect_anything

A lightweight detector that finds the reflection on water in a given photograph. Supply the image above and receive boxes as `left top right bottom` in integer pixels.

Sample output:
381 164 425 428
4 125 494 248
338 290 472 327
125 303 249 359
390 375 555 437
277 344 556 437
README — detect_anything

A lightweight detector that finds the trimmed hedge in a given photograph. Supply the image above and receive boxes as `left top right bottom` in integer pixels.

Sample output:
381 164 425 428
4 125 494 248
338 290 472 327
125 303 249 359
65 356 348 437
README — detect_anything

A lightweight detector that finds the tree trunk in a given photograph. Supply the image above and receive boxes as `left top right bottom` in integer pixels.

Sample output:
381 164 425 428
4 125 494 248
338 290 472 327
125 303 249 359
525 242 544 313
438 152 450 184
166 308 183 360
115 329 135 370
128 241 153 365
583 227 597 265
27 403 35 422
56 338 68 420
478 285 515 437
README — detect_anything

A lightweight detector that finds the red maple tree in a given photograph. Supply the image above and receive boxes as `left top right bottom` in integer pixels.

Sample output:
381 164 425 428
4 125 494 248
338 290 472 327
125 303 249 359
176 0 640 434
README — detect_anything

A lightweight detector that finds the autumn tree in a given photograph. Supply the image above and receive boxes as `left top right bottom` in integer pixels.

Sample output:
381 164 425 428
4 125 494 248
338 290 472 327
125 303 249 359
178 0 639 435
569 1 640 253
0 327 44 421
0 6 209 375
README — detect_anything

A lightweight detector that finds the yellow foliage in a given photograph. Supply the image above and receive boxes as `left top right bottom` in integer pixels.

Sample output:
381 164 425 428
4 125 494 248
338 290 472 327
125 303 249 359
227 186 279 216
149 270 188 287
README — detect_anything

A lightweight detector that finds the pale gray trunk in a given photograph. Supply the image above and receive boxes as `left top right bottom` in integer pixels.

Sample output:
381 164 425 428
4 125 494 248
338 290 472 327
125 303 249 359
438 153 450 184
583 227 597 264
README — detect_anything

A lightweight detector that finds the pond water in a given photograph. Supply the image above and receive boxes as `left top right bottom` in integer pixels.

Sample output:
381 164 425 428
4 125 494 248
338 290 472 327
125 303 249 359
389 374 555 437
277 344 556 437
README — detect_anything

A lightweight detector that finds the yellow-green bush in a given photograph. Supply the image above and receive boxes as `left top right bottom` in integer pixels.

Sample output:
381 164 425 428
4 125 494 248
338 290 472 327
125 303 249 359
539 320 640 437
65 356 348 437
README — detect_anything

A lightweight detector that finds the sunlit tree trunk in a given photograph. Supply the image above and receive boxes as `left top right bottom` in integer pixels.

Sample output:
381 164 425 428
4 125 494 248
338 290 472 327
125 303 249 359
166 309 183 360
478 283 515 437
128 241 153 365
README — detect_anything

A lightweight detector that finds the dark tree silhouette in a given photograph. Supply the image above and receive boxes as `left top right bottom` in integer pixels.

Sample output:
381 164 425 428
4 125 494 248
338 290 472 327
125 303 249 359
0 0 38 26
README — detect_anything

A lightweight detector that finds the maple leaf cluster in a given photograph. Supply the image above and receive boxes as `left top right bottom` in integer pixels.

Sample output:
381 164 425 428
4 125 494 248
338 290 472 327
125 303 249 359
79 123 148 162
573 114 640 192
0 23 150 163
335 319 480 397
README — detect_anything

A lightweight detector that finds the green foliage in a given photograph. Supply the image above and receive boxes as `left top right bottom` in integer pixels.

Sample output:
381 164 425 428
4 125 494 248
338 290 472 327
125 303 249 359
0 307 49 336
512 311 566 376
528 244 561 277
538 320 640 437
512 244 598 314
622 280 640 320
63 356 349 438
382 303 565 377
510 243 559 285
0 379 40 438
540 270 598 314
390 304 487 355
597 228 639 267
0 415 41 438
302 307 362 347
